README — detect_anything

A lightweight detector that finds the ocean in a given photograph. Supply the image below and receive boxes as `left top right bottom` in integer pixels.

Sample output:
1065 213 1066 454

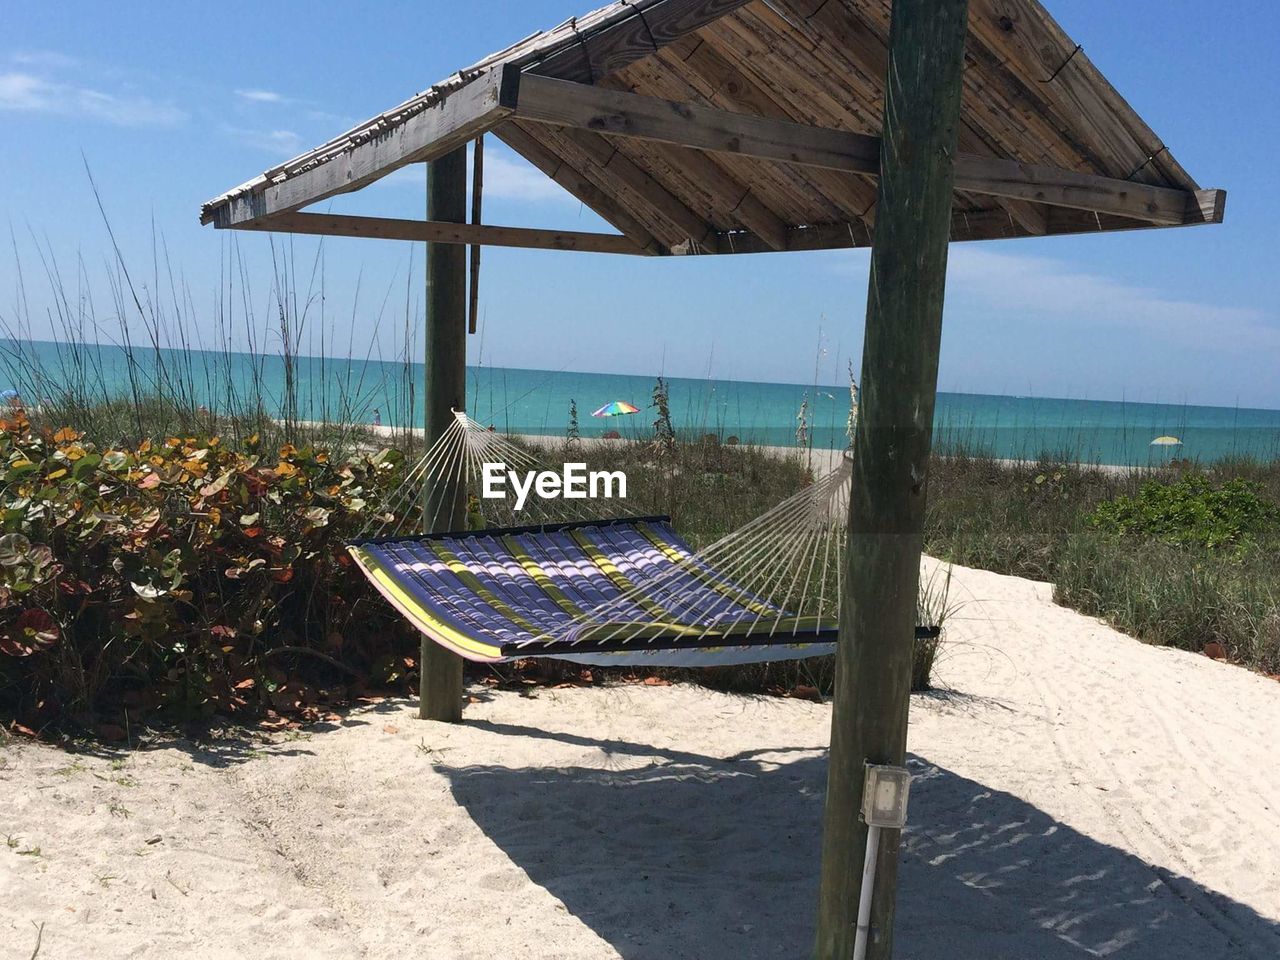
4 339 1279 466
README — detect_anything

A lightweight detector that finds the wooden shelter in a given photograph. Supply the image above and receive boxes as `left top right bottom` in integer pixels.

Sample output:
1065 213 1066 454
200 2 1224 957
201 0 1222 252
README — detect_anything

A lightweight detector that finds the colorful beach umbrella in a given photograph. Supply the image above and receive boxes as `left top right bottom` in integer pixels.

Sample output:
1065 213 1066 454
591 400 640 418
1150 435 1183 447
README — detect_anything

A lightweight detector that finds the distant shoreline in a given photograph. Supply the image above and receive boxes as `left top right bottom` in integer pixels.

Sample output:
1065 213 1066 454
308 421 1141 476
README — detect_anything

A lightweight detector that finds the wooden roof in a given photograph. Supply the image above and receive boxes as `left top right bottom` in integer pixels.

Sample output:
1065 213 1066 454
200 0 1224 255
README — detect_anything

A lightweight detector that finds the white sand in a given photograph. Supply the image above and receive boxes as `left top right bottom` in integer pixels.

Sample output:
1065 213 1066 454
3 557 1279 959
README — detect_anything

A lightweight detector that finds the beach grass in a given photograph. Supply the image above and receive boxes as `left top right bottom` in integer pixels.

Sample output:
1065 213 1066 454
925 450 1280 674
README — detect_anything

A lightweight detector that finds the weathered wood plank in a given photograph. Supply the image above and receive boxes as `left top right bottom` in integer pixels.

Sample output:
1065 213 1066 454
968 0 1198 188
669 207 1022 254
512 72 1221 226
229 178 1213 257
554 127 719 246
230 211 649 255
954 157 1225 225
734 0 1049 233
420 147 469 724
515 71 882 173
516 122 691 247
493 121 667 254
626 50 873 225
526 0 755 83
469 135 484 334
814 1 971 957
600 68 791 250
203 66 520 227
649 143 789 248
658 41 879 224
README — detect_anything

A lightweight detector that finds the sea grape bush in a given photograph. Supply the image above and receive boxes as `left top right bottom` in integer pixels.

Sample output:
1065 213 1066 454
0 410 418 729
1089 475 1280 551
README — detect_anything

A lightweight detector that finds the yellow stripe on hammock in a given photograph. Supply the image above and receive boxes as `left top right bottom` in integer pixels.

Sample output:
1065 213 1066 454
635 522 777 619
425 540 544 636
499 534 588 617
348 545 503 660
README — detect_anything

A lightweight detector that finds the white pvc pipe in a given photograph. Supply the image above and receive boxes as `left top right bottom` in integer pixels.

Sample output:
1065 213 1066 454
853 824 881 960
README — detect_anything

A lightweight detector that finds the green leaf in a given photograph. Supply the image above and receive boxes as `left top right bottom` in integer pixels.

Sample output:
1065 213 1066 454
71 453 102 480
5 460 39 481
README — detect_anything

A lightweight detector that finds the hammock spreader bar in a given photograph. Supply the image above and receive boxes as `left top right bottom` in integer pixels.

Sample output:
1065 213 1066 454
348 517 939 667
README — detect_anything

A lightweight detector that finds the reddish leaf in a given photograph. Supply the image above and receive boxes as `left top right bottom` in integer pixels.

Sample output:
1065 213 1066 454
0 610 60 657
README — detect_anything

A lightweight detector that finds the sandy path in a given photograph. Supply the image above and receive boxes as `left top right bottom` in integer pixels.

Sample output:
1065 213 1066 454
2 558 1278 959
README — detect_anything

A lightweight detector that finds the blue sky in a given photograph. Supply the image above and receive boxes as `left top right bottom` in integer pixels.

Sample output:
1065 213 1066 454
1 1 1277 408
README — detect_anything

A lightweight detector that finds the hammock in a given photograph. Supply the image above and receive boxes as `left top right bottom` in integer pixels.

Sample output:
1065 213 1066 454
349 412 938 666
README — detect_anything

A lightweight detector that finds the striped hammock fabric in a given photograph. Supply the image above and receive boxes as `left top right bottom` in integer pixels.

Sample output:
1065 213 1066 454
349 517 855 667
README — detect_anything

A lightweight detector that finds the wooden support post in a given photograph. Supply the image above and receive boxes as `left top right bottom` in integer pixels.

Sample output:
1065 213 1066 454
813 2 969 958
419 145 468 723
469 135 484 334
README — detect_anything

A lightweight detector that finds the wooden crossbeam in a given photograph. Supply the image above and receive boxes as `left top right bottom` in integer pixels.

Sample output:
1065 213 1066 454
510 72 1226 227
671 208 1027 255
202 67 520 228
661 39 879 224
227 212 649 255
952 156 1225 227
515 71 882 179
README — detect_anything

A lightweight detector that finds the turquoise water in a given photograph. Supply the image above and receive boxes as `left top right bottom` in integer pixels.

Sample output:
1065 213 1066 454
4 339 1279 465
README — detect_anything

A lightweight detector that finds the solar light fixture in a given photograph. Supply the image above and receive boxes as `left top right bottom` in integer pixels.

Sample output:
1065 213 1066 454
860 762 912 829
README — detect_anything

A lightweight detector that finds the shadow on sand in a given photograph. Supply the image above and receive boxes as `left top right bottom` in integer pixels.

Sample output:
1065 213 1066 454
441 720 1279 960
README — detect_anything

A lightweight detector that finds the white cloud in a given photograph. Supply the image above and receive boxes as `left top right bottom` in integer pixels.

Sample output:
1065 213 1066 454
942 247 1279 352
222 125 304 156
0 71 43 106
824 244 1277 353
9 51 79 69
481 149 573 203
236 88 284 104
0 70 186 127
